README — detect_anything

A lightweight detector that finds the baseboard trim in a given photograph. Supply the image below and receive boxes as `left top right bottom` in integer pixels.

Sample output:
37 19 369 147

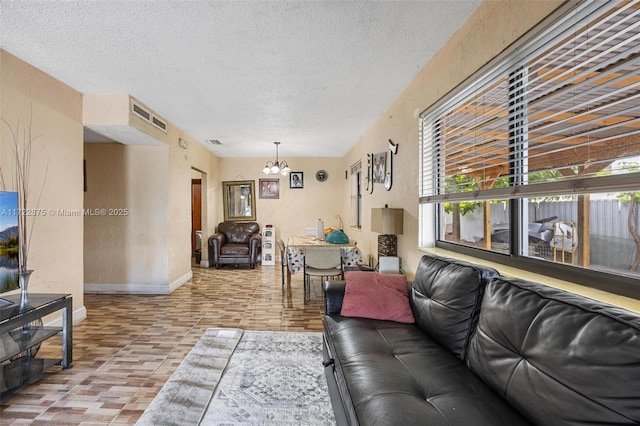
169 270 193 293
84 271 193 295
45 305 87 327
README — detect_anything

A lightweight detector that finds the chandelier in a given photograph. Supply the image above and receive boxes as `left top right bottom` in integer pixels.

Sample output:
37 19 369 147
262 141 291 175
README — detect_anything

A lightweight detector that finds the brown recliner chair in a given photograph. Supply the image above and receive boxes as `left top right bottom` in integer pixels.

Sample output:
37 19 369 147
209 222 261 269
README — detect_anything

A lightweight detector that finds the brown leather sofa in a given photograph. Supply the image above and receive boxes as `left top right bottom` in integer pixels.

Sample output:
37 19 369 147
208 222 261 269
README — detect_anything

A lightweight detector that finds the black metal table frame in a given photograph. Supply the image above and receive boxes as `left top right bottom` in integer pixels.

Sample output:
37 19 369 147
0 293 73 369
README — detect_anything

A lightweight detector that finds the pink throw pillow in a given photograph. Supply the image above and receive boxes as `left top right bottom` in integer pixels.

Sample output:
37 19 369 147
340 271 415 323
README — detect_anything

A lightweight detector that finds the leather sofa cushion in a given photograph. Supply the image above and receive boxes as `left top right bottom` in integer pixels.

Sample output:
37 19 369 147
324 315 530 425
411 254 499 360
220 244 250 256
467 277 640 425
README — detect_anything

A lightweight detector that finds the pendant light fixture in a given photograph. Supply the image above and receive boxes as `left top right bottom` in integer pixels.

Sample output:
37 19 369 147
262 141 291 175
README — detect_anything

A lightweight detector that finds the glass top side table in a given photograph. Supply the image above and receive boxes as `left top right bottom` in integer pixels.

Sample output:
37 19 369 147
0 293 72 394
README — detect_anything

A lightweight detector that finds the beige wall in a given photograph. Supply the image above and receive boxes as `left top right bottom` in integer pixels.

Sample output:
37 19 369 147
83 94 130 125
187 137 220 267
342 0 639 312
83 144 170 291
343 0 565 277
0 50 86 320
82 95 220 292
218 157 351 246
167 128 195 284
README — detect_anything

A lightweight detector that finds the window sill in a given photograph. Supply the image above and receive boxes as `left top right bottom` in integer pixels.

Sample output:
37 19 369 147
418 247 640 314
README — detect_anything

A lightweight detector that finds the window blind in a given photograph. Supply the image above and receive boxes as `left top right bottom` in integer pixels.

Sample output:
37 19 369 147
420 0 640 203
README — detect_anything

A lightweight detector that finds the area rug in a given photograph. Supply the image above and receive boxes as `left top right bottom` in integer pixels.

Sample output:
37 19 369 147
137 328 335 425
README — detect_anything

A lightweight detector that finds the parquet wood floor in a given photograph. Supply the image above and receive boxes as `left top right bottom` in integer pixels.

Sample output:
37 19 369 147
0 262 328 425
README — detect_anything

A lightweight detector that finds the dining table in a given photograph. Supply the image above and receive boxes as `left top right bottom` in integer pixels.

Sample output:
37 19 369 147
285 235 362 297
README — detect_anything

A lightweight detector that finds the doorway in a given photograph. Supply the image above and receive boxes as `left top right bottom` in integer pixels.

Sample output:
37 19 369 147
191 178 202 260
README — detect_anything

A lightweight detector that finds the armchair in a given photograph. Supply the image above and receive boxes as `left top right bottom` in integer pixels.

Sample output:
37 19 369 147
208 222 261 269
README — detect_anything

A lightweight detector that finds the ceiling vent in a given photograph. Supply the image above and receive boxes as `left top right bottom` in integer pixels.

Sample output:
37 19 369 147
206 139 222 145
131 100 168 134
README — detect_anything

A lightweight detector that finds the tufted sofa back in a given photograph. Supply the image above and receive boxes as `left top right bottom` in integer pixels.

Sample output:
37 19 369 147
410 254 499 360
217 221 260 244
467 277 640 425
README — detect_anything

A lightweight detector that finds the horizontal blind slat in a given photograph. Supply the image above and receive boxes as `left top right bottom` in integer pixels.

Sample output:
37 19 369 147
420 0 640 201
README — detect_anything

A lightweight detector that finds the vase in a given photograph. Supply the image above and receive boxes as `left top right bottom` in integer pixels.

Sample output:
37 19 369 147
9 269 43 360
19 269 34 308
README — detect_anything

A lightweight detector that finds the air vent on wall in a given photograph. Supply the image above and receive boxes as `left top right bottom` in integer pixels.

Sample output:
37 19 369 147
152 116 167 132
132 103 150 120
131 100 168 134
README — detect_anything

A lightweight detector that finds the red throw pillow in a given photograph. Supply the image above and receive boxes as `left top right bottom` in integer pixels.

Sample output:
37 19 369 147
340 271 415 323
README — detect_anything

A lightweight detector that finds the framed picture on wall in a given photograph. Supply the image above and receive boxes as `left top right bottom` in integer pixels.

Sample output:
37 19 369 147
372 152 386 183
259 178 280 199
289 172 304 189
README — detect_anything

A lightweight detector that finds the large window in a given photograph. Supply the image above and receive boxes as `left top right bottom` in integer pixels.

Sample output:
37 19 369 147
420 0 640 298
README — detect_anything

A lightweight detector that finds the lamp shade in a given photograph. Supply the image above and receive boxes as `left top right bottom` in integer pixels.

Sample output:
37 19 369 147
371 208 403 235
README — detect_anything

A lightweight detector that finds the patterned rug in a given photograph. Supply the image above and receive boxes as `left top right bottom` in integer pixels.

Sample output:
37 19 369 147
137 328 335 425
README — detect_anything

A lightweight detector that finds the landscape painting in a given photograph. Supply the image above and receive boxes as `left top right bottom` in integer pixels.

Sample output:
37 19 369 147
0 191 19 293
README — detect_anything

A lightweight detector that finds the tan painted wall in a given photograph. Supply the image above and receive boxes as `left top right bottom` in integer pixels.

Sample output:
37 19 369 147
344 0 565 277
342 0 639 311
83 144 169 289
161 108 220 283
187 136 220 267
83 94 130 125
0 50 85 317
217 157 352 247
167 129 194 283
82 95 220 291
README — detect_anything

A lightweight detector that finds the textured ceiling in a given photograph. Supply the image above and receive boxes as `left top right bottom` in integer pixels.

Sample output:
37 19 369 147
0 0 481 157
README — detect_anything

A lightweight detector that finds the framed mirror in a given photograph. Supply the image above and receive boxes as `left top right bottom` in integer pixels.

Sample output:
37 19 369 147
222 180 256 221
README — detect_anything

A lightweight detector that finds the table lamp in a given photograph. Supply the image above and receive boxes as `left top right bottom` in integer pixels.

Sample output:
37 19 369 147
371 206 404 258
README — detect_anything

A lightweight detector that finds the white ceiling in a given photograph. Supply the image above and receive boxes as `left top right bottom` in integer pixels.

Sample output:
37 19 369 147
0 0 481 158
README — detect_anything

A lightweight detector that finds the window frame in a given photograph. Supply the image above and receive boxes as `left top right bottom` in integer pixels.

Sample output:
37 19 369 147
350 161 362 229
419 0 640 299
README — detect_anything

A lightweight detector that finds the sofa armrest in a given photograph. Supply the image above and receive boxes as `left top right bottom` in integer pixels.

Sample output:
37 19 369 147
209 232 226 248
208 233 226 261
324 280 346 315
249 232 262 247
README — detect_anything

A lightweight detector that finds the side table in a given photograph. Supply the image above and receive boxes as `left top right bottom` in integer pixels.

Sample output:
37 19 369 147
0 293 72 394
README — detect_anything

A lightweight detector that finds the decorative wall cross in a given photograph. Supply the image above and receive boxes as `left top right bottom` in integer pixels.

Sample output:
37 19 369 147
366 139 398 193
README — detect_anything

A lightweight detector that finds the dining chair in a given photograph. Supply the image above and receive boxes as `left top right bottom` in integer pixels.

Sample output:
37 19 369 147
277 239 287 293
303 247 343 304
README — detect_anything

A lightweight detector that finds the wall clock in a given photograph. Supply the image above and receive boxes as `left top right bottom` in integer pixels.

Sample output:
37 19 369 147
315 170 329 182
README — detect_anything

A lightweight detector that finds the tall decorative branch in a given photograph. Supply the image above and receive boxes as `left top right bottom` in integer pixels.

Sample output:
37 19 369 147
0 114 47 273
